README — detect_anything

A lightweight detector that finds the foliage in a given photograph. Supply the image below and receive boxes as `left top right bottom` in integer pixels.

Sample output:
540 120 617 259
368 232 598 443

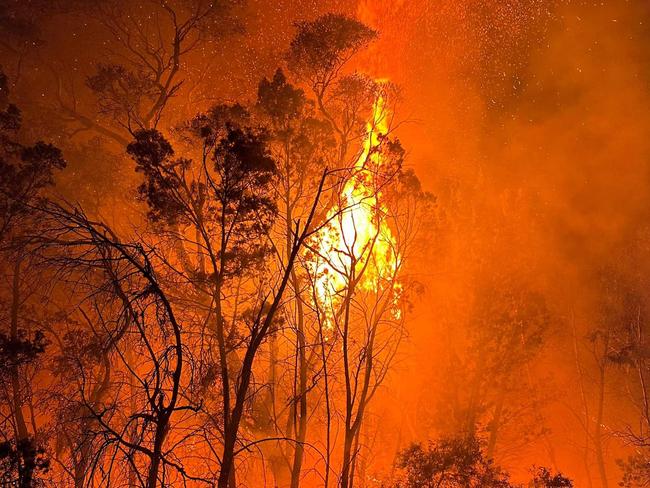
393 437 513 488
529 466 573 487
472 275 550 376
128 122 278 279
618 453 650 488
0 330 47 372
286 13 377 88
0 437 50 487
256 68 335 181
86 63 159 128
0 70 65 239
393 438 573 488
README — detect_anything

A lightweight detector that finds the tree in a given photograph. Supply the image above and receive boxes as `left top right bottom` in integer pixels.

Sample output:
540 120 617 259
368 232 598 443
301 83 430 488
287 13 378 166
51 0 242 144
0 68 64 488
393 437 513 488
285 15 431 488
529 466 573 488
36 205 207 487
127 109 330 486
286 13 377 99
618 453 650 488
429 269 552 469
392 437 573 488
255 67 335 488
0 69 66 238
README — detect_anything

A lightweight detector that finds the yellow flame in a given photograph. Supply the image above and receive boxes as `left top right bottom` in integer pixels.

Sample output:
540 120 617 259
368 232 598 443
310 88 402 330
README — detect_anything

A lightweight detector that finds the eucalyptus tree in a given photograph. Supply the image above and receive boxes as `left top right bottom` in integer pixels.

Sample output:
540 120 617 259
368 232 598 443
0 69 65 487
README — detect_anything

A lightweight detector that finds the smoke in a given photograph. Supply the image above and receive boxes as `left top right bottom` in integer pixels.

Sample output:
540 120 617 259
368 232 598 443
4 0 649 484
355 0 650 484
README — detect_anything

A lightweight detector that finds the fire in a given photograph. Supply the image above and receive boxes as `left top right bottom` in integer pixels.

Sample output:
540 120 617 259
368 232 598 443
310 86 402 330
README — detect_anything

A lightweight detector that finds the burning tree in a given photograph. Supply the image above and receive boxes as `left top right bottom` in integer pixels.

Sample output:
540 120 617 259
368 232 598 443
304 86 411 488
1 10 431 488
240 13 433 488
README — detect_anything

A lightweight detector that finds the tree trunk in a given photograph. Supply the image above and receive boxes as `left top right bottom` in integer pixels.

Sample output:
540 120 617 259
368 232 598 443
126 346 138 488
594 356 608 488
571 312 593 488
218 397 242 488
146 417 169 488
320 323 332 488
290 270 308 488
340 428 356 488
10 257 32 488
486 388 505 459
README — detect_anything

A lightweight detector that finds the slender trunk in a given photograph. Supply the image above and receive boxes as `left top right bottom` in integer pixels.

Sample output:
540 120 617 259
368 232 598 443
340 271 356 488
349 427 362 488
320 323 332 488
594 355 608 488
73 445 87 488
215 276 235 488
340 429 356 488
76 351 111 487
218 348 256 488
146 414 170 488
126 345 138 488
216 304 235 488
635 306 650 437
290 268 308 488
10 258 28 439
465 348 486 438
218 432 235 488
486 387 505 460
283 167 308 488
571 311 593 488
10 257 31 488
267 328 290 487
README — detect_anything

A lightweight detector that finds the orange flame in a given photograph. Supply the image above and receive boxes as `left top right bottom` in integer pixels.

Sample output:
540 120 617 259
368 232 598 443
310 88 402 330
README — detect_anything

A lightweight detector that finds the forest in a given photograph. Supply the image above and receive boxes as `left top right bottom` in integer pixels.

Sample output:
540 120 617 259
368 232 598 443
1 0 649 487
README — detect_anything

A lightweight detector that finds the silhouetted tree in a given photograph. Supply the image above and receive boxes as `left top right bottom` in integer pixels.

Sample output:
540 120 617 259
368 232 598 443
255 67 335 488
393 437 512 488
530 466 573 487
0 68 64 488
287 13 378 166
618 453 650 488
393 438 573 488
50 0 242 143
126 109 331 487
36 205 206 487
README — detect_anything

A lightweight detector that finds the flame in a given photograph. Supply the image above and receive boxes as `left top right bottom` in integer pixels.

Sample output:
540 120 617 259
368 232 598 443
310 87 402 330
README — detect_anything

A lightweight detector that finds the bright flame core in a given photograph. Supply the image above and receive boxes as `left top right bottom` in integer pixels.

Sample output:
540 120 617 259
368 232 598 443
310 89 402 330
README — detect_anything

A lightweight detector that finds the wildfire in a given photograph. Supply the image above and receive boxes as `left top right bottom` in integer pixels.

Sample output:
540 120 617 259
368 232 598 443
310 86 402 330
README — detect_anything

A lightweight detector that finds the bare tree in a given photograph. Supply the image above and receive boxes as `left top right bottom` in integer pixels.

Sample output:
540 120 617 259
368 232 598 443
39 0 241 146
35 204 212 487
